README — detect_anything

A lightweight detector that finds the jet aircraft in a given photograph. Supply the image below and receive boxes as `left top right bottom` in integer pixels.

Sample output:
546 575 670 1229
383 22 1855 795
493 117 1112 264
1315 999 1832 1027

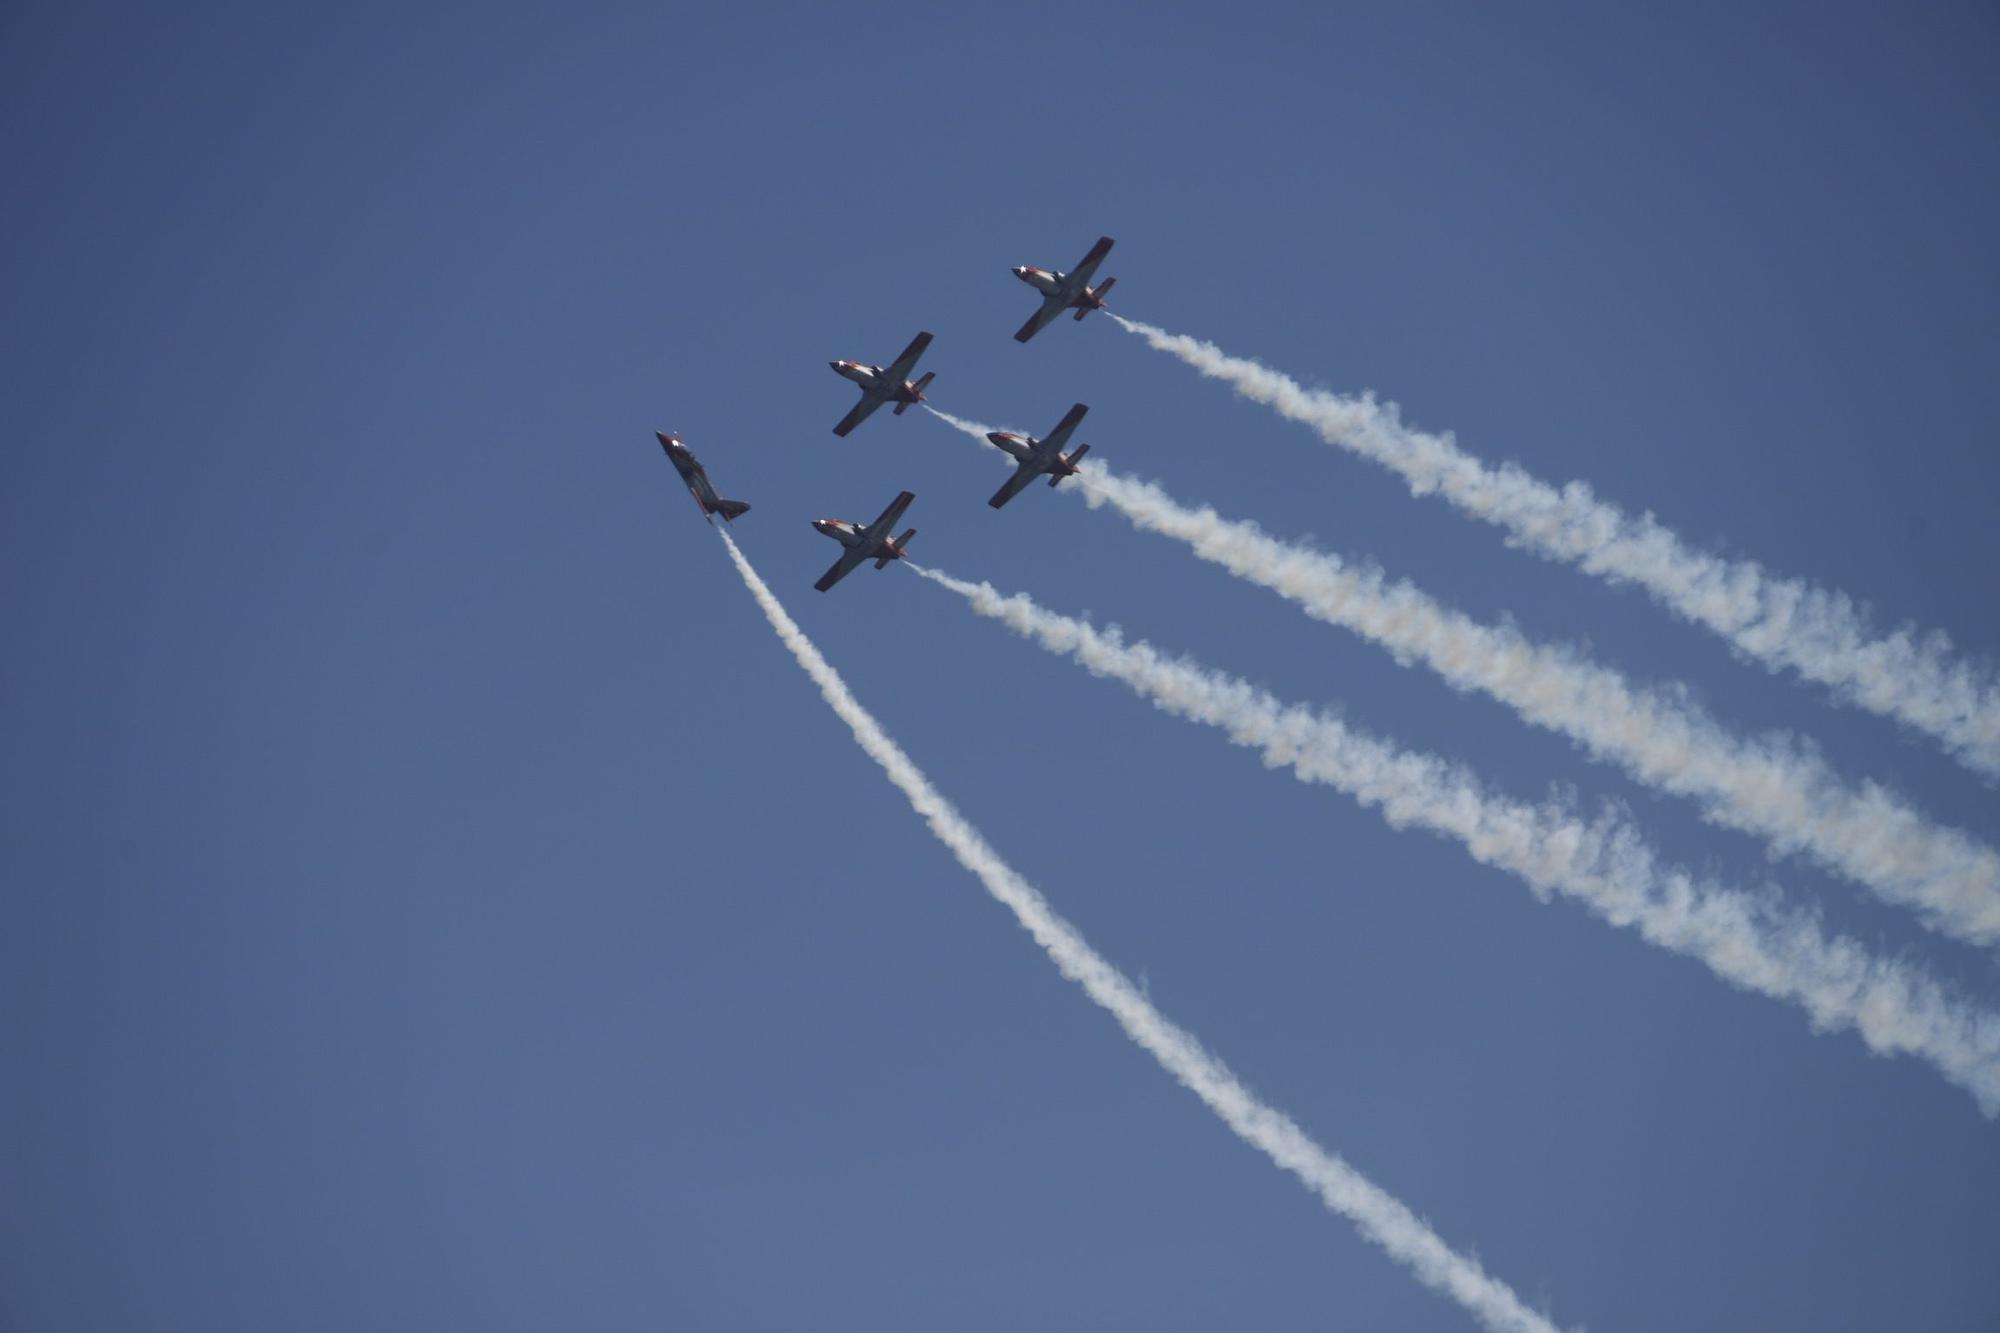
657 431 750 523
1010 236 1116 343
829 331 936 437
985 404 1091 509
811 490 917 591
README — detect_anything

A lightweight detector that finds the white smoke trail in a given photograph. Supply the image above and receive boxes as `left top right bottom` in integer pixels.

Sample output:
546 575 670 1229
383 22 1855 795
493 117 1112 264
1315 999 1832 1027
912 563 2000 1116
715 530 1562 1333
925 406 2000 947
1109 315 2000 782
932 402 2000 944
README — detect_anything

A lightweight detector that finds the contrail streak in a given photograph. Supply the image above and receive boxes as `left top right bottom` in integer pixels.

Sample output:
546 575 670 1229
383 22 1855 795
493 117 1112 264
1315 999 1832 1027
912 563 2000 1116
715 530 1562 1333
1109 315 2000 781
926 405 2000 947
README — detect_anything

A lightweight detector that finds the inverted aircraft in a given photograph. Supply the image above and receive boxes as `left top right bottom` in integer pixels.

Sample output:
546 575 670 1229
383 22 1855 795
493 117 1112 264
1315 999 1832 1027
811 490 917 591
829 332 936 437
1010 236 1116 343
657 431 750 523
985 404 1090 509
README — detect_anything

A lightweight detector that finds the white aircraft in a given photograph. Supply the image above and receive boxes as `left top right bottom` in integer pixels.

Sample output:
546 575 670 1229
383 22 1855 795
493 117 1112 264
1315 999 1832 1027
1010 237 1116 343
811 490 917 591
829 332 935 437
985 404 1090 509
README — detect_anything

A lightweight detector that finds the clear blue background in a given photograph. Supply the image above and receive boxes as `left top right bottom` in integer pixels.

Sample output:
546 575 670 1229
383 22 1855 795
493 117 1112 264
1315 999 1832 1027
5 4 1998 1329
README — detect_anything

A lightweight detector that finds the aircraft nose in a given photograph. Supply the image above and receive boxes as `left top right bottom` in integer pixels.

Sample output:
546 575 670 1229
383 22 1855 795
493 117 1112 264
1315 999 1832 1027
1011 266 1026 276
829 360 843 371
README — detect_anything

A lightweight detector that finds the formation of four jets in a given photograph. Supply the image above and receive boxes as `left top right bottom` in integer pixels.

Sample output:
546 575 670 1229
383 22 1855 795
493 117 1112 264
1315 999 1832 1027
658 236 1119 593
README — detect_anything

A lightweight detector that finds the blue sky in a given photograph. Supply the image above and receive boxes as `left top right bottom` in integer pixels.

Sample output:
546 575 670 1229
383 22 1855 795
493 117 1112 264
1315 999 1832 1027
5 3 1998 1329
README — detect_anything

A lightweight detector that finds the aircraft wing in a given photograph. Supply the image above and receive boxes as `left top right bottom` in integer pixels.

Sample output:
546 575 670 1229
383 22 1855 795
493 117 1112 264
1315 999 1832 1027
814 548 869 593
1066 236 1114 290
1040 403 1088 455
882 331 933 385
1014 294 1067 344
860 489 916 542
684 481 715 523
988 463 1043 510
832 393 885 438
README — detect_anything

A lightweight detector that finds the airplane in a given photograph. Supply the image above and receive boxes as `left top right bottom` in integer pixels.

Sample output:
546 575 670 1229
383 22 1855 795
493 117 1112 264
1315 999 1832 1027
811 490 917 592
985 404 1090 509
657 431 750 523
829 331 936 437
1010 236 1116 343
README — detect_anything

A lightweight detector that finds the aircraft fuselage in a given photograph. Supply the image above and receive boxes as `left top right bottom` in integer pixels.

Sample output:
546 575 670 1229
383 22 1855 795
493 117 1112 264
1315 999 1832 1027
1012 265 1109 311
987 431 1036 464
663 442 716 504
832 360 883 388
831 360 924 402
1013 266 1063 296
985 430 1080 475
813 518 865 547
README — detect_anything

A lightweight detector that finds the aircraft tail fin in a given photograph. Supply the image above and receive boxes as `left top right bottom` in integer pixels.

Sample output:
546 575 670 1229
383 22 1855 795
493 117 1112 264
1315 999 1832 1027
893 372 934 414
1052 443 1089 485
877 528 916 567
713 499 751 522
1075 277 1115 320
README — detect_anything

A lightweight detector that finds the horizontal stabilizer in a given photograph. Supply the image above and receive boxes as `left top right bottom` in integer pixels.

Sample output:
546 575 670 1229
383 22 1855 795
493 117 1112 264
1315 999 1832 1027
1074 276 1116 321
713 499 751 521
893 371 933 415
876 528 916 568
1051 443 1089 486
